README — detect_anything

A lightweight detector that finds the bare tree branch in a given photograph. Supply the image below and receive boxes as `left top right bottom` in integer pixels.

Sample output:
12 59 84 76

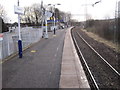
0 4 7 22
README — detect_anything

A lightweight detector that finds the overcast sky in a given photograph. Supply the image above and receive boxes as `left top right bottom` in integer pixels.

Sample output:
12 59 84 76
0 0 119 23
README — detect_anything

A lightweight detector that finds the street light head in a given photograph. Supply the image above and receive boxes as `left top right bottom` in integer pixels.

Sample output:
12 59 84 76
57 3 61 5
48 4 51 6
48 3 61 6
92 4 94 7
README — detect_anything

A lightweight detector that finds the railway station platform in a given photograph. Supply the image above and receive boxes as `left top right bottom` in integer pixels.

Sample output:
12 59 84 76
59 27 90 88
2 27 90 88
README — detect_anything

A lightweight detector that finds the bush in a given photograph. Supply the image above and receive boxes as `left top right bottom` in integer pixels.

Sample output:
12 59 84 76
86 19 116 42
1 17 9 33
118 18 120 44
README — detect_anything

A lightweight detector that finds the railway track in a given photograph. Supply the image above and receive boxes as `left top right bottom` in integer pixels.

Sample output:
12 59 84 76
71 27 120 89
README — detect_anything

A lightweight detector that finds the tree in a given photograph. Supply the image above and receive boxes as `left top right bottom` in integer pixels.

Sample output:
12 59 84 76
55 8 60 19
32 4 42 24
21 3 42 25
21 6 32 23
0 4 7 22
21 3 73 26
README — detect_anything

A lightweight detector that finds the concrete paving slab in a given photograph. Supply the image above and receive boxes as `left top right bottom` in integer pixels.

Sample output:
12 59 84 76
59 75 79 88
62 59 74 64
59 27 90 88
61 64 76 75
77 75 90 88
62 56 75 60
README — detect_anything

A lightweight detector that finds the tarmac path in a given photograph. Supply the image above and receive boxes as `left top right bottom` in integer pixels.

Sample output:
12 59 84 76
2 29 66 88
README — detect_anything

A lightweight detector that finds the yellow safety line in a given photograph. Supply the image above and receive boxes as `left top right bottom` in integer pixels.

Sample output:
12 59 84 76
1 39 41 64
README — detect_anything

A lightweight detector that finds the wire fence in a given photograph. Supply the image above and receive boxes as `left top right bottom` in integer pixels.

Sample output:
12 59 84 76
0 27 43 61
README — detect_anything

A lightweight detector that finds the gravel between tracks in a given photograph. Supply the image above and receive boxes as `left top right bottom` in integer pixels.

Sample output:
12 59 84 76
75 27 119 72
72 27 120 89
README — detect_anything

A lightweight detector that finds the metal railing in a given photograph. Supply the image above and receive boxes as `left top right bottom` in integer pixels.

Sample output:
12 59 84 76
0 27 43 61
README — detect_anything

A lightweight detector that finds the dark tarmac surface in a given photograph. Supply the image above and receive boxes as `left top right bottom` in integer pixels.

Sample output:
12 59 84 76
2 29 66 88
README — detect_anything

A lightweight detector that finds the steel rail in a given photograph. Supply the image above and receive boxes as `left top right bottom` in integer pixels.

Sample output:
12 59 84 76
76 31 120 76
72 30 99 90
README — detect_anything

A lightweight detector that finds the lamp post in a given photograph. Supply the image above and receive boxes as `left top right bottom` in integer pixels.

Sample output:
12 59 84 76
41 1 49 39
48 3 61 35
41 1 44 38
18 0 22 58
82 0 101 28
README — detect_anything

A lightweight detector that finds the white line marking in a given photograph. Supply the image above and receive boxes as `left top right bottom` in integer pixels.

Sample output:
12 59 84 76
57 47 59 51
54 54 57 57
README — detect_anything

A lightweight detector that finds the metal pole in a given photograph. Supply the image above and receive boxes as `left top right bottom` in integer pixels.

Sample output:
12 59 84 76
45 10 48 39
41 1 44 38
85 0 88 28
53 5 56 35
45 14 48 39
116 1 119 52
48 4 61 33
18 15 21 40
42 9 44 38
18 0 21 40
18 0 22 58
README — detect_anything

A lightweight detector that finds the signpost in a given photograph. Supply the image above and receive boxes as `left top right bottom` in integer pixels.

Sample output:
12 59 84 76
41 1 53 39
14 0 24 58
44 11 52 39
48 3 61 35
14 5 24 15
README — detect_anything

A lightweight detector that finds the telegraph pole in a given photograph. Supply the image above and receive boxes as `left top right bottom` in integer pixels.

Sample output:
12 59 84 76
82 0 101 28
